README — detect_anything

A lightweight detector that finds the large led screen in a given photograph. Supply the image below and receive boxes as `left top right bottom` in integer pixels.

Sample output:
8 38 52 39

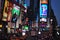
12 4 20 16
40 4 48 18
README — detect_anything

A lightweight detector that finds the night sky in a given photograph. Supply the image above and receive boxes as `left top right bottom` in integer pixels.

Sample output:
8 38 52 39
25 0 60 25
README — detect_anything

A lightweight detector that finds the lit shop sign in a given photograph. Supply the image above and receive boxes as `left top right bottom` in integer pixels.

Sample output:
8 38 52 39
12 4 20 16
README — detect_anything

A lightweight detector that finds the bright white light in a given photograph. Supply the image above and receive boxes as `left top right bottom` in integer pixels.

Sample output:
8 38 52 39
38 31 41 34
22 32 26 36
24 9 27 12
6 25 8 28
50 19 53 22
40 18 47 22
57 32 59 35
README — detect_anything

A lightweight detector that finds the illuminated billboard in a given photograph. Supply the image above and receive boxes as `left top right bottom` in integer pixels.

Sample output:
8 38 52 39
12 4 20 16
40 4 48 18
2 0 8 21
39 0 49 30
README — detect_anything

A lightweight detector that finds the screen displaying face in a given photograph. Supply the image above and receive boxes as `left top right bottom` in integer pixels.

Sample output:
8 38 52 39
40 4 47 18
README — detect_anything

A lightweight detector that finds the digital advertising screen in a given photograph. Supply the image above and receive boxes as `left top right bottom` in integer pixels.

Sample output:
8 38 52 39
40 4 48 18
12 4 20 16
39 0 49 31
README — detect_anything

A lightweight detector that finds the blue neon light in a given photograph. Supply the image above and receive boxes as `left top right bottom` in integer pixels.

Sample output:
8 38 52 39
40 4 47 18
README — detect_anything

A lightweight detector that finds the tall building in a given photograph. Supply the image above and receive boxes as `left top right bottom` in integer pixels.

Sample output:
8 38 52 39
30 0 34 17
30 0 34 9
26 0 39 27
28 0 36 21
38 0 58 40
30 0 39 21
0 0 1 12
